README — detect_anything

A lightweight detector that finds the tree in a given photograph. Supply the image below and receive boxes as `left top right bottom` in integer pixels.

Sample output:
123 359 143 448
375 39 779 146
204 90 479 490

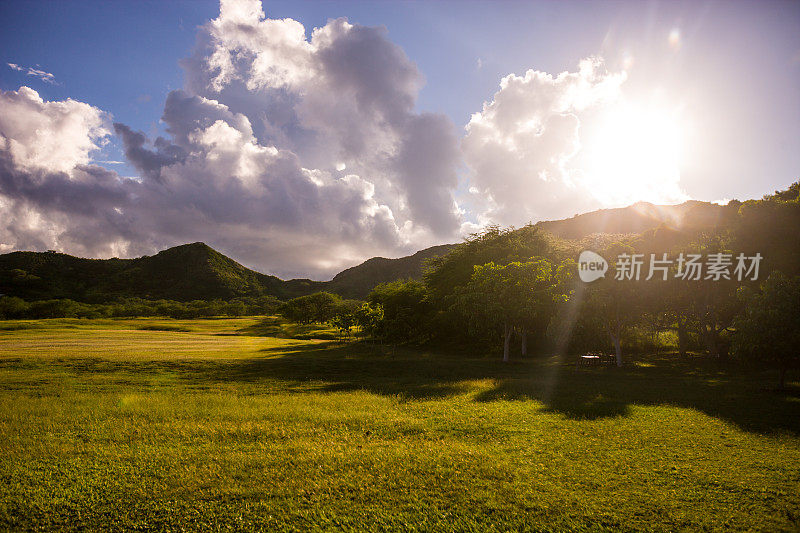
573 242 644 367
424 225 558 305
453 259 571 362
329 299 362 339
577 275 642 366
0 296 29 319
279 292 341 324
354 302 384 340
732 271 800 389
368 280 432 343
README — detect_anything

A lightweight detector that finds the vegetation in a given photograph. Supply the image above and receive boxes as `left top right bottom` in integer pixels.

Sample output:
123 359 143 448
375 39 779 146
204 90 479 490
453 260 572 361
4 183 798 383
733 271 800 389
343 181 800 387
0 295 280 319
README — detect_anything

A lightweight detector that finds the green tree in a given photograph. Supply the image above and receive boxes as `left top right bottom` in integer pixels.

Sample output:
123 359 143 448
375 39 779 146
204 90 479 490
368 280 432 343
354 303 384 340
732 271 800 388
425 225 559 305
453 259 571 362
279 292 341 324
0 296 30 319
329 299 362 338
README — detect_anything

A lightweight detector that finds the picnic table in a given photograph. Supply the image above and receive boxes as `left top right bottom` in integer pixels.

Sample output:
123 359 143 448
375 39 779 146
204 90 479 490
576 352 615 367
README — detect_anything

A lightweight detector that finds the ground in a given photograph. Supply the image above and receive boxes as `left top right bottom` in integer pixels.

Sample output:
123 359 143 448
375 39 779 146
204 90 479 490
0 317 798 531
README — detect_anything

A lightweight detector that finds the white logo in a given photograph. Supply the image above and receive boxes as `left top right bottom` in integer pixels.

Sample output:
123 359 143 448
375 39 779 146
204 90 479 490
578 250 608 283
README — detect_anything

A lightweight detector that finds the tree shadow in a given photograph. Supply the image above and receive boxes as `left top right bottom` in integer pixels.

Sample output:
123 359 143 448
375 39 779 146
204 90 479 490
191 343 800 436
16 341 799 436
476 353 800 435
203 342 505 400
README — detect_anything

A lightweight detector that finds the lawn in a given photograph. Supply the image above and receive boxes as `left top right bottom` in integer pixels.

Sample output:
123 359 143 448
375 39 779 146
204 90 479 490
0 317 798 531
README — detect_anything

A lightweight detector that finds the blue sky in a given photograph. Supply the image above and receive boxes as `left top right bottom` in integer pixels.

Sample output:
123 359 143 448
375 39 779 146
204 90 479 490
0 0 799 276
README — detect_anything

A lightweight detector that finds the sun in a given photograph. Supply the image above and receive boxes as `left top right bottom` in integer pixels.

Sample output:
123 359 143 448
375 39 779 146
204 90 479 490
580 101 688 206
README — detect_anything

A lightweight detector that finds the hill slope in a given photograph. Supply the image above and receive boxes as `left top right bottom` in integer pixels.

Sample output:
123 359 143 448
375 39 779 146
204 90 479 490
326 244 456 298
0 242 452 302
0 199 741 303
0 243 326 302
534 200 739 239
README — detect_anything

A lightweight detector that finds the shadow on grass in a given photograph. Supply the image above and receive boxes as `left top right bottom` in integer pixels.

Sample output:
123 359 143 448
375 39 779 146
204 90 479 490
192 342 799 436
8 340 799 436
235 317 338 340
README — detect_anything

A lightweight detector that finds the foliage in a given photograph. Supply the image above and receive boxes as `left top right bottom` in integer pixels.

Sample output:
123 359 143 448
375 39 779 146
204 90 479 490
452 259 573 361
0 295 280 320
424 225 560 304
278 292 343 324
368 280 432 343
732 271 800 387
0 242 454 303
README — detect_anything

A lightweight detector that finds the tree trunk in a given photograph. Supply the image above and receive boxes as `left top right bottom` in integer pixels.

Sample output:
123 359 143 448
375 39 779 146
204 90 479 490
779 365 787 390
677 319 688 359
503 323 512 363
521 331 527 356
610 333 622 367
700 324 720 359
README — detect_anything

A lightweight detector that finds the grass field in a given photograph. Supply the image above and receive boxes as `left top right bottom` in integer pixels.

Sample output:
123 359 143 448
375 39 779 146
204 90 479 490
0 317 798 531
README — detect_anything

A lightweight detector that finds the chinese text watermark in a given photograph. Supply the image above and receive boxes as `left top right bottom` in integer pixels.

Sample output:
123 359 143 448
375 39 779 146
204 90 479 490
578 251 762 283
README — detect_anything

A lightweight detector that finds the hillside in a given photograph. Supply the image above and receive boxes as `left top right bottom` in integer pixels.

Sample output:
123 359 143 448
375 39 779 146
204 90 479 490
0 199 744 303
0 242 453 302
326 244 456 298
0 243 323 302
534 200 739 240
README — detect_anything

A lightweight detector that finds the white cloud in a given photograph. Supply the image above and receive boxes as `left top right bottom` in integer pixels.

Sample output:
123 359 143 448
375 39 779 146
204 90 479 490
462 58 630 226
182 0 461 236
0 86 110 173
1 2 461 278
7 63 57 85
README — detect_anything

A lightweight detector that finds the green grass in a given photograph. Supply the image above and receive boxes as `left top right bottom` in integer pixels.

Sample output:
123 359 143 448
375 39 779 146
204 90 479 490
0 318 798 531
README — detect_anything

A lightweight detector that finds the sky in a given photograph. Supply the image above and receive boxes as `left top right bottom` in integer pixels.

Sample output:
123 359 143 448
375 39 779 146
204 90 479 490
0 0 798 279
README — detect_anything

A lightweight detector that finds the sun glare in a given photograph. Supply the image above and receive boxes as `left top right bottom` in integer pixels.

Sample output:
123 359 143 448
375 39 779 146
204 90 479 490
581 102 687 206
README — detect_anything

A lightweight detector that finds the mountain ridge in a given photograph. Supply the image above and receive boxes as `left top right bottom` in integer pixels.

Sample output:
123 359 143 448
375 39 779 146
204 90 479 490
0 199 735 302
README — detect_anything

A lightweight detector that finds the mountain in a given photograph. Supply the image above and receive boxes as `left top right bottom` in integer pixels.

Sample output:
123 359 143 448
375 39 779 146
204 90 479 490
0 243 321 302
534 200 739 240
326 244 456 298
0 199 740 303
0 242 452 302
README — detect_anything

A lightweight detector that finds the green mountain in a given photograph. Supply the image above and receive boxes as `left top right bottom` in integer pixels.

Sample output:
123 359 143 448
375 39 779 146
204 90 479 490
0 242 452 302
0 199 743 303
0 243 320 302
326 244 456 298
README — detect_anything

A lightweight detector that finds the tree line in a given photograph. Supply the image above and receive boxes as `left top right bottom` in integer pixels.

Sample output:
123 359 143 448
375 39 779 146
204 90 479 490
0 295 281 320
279 182 800 387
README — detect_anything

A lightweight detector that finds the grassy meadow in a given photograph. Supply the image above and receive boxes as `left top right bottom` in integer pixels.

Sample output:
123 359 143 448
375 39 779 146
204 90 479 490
0 317 798 531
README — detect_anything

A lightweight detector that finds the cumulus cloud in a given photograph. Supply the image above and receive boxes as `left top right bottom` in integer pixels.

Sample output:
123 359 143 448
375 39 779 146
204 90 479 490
181 0 460 235
7 63 58 85
0 87 142 258
462 58 629 226
0 87 110 173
